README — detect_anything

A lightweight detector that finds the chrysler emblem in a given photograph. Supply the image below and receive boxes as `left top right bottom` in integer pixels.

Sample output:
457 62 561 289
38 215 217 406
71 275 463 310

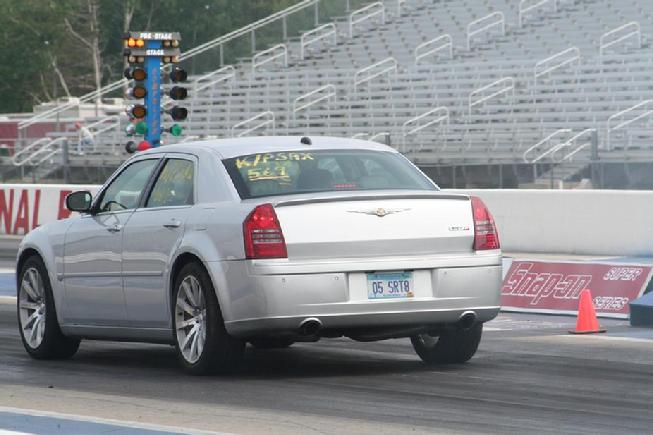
347 207 410 217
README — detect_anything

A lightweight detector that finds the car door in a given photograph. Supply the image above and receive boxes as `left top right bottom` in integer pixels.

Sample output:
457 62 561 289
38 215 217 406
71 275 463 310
62 157 161 326
121 155 197 328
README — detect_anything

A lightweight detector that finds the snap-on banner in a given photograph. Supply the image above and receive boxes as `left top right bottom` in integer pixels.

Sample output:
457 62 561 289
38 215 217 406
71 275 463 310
0 184 100 236
501 260 653 318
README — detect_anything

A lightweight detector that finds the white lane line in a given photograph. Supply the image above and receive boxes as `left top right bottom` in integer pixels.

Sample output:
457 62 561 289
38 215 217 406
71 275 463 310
0 269 15 274
0 406 233 435
0 297 15 305
558 334 653 343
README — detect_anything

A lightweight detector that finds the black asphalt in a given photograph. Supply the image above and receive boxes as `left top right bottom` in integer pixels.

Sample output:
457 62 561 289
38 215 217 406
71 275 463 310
1 299 653 434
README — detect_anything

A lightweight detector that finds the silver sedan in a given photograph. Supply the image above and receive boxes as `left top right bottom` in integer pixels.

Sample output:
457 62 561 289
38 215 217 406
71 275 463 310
16 136 501 374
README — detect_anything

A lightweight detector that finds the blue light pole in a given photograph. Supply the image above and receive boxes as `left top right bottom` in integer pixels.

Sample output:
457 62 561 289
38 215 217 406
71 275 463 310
144 39 162 148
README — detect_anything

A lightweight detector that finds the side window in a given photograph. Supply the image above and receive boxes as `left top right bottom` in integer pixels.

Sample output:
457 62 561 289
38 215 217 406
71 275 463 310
146 159 195 208
98 159 158 212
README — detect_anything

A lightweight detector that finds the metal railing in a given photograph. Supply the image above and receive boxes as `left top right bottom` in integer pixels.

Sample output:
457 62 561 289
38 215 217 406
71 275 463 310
524 128 571 163
349 2 385 37
552 128 595 162
414 34 453 66
607 99 653 150
519 0 557 28
402 107 449 152
533 47 580 85
300 23 337 60
599 22 641 59
293 84 337 117
192 65 236 92
18 0 322 131
353 57 397 92
251 44 288 73
467 12 505 50
468 77 514 116
231 111 275 137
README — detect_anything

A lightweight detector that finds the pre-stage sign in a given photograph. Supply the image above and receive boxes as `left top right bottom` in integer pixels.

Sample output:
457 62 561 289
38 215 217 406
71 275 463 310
501 260 652 318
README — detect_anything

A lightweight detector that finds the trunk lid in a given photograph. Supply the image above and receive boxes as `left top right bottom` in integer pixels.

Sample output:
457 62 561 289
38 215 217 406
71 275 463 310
273 193 474 260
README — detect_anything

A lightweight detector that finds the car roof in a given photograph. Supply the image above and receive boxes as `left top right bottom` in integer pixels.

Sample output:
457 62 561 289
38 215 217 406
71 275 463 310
141 136 398 159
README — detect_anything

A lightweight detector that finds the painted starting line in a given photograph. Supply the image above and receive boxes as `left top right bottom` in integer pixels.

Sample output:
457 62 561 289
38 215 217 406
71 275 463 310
0 406 230 435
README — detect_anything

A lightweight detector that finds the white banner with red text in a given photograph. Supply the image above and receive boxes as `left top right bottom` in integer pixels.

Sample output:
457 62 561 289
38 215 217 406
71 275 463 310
0 184 100 236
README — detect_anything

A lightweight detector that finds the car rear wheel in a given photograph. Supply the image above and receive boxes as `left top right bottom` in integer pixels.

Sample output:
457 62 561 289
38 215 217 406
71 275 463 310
173 262 244 375
411 323 483 364
249 338 295 349
17 256 80 359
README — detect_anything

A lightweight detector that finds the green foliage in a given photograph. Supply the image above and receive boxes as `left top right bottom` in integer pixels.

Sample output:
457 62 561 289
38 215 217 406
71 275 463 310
0 0 305 114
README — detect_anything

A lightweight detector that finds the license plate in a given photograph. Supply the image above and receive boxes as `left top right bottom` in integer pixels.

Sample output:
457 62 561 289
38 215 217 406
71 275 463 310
367 272 414 299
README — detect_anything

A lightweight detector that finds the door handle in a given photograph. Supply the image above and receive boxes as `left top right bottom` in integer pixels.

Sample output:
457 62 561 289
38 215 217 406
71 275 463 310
163 219 182 229
107 224 123 233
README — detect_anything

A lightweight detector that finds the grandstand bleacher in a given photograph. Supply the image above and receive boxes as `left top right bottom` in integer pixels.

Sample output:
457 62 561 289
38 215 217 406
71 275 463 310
5 0 653 188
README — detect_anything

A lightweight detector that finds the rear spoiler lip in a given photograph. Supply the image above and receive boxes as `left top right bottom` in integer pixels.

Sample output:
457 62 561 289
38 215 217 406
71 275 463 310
273 193 470 208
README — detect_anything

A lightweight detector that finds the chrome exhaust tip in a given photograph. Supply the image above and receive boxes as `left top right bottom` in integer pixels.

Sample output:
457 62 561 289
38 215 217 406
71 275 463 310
299 317 322 336
457 311 477 330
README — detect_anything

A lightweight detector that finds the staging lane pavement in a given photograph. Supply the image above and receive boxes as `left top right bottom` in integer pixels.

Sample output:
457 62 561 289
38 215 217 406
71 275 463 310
2 302 653 434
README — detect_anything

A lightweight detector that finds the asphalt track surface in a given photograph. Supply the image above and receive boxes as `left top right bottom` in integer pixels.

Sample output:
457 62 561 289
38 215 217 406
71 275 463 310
2 284 653 435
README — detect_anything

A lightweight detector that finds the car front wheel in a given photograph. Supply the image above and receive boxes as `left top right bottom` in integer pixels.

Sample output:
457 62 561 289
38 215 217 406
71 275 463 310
411 323 483 364
17 255 80 359
172 262 244 375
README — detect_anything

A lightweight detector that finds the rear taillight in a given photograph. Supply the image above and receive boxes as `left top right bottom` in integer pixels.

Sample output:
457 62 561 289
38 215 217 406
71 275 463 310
471 196 500 251
243 203 288 259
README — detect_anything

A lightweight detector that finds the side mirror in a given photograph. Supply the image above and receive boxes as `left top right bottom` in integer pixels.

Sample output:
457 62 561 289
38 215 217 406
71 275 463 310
65 191 93 213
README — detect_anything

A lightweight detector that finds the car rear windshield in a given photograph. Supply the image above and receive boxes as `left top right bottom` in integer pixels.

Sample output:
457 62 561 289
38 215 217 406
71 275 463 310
222 149 437 199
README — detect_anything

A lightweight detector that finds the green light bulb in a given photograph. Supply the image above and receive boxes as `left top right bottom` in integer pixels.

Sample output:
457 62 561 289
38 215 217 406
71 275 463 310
170 124 183 136
134 121 147 135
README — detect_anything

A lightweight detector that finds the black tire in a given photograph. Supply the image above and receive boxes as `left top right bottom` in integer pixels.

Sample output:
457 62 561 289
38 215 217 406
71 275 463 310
172 262 244 375
17 255 80 360
411 323 483 364
249 338 295 349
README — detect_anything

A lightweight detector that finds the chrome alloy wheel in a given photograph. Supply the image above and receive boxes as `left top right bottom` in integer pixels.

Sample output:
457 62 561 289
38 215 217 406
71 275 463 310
175 275 207 364
18 267 47 349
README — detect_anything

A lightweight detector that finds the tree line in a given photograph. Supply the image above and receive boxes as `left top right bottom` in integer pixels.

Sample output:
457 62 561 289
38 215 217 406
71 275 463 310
0 0 301 114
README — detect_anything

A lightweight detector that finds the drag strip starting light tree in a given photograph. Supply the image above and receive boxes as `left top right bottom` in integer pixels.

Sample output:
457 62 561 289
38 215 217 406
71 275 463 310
123 32 189 153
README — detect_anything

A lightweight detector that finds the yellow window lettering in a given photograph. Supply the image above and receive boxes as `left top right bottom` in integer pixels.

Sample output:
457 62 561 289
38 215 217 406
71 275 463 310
300 153 314 160
236 158 251 169
288 153 301 161
275 152 288 161
252 154 262 167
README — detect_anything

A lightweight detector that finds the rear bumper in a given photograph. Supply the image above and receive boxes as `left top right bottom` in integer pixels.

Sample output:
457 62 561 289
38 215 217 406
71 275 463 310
208 252 502 337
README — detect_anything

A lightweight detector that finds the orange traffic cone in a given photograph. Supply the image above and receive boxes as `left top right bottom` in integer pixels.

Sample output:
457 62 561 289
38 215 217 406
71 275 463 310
569 289 606 334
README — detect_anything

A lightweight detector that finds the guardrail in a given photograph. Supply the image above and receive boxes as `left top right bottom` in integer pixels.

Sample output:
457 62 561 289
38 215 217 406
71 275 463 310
467 12 505 50
599 22 641 60
353 57 397 92
402 107 449 152
414 34 453 66
533 47 580 84
607 99 653 150
468 77 514 116
300 23 337 60
251 44 288 73
519 0 557 28
349 2 385 37
523 128 571 163
231 111 275 137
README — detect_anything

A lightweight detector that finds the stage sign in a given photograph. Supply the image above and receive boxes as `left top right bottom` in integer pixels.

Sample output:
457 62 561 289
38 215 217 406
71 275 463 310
501 260 652 318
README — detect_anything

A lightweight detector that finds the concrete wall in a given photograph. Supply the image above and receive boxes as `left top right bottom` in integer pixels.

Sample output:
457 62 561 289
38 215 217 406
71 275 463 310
449 189 652 256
